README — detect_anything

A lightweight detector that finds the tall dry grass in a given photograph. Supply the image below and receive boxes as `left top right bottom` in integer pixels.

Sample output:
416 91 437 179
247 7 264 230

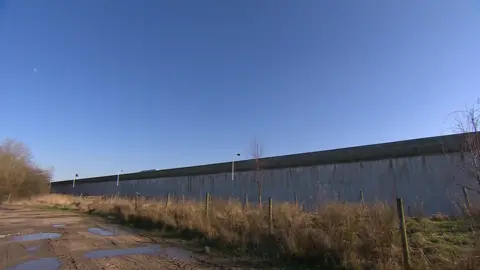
0 139 52 200
18 194 480 269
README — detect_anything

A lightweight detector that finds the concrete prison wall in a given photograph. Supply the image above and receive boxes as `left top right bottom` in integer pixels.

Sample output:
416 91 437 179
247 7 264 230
50 133 480 215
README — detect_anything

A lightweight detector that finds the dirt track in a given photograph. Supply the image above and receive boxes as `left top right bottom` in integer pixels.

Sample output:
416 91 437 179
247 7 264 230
0 205 211 269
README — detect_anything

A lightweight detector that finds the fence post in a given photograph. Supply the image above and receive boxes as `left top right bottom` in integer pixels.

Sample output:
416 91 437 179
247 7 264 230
244 193 249 209
294 192 298 207
165 193 170 214
268 197 273 234
205 193 210 219
462 187 471 211
135 192 139 211
396 198 410 270
360 190 364 205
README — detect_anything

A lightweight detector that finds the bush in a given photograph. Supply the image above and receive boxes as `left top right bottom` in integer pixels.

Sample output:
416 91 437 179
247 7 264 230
0 139 52 200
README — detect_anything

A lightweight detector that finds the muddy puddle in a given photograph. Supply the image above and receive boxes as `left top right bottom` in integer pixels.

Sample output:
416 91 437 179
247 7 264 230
88 227 115 236
9 233 61 243
85 245 161 258
84 244 193 261
162 246 193 261
25 246 40 253
6 257 60 270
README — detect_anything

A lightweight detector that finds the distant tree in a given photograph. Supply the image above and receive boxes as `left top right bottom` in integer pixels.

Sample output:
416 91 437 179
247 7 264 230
249 137 263 207
0 139 52 199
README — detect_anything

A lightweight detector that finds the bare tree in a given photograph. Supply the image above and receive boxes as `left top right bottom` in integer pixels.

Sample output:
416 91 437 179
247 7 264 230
249 137 263 207
449 100 480 193
0 139 33 165
0 138 51 200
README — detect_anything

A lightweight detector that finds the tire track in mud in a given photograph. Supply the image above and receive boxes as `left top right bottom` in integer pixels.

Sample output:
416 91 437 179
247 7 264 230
129 231 227 269
94 254 190 270
85 237 200 269
49 225 200 269
122 228 217 269
48 230 102 270
1 206 219 269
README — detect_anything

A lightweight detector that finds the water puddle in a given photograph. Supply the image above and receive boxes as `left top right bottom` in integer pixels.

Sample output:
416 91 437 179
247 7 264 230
83 244 192 261
88 228 115 236
9 233 61 243
163 246 192 261
25 246 40 253
84 245 161 259
6 257 60 270
52 224 65 228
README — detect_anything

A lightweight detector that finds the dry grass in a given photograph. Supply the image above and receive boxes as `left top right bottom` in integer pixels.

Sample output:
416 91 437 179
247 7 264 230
14 194 480 269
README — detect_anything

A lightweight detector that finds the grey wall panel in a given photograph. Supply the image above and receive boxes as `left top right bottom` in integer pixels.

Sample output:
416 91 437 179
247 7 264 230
53 133 472 185
51 151 480 216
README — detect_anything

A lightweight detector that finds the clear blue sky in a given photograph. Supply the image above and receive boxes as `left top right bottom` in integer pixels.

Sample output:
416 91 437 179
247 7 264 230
0 1 479 181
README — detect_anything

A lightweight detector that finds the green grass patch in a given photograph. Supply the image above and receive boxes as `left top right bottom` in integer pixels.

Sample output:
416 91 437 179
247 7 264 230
406 217 477 265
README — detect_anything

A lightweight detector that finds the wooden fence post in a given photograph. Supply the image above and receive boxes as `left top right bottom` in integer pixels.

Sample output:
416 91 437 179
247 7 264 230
165 193 170 214
462 187 471 211
268 197 273 234
135 192 139 211
294 192 298 207
396 198 410 270
360 190 364 205
205 193 210 219
244 193 249 209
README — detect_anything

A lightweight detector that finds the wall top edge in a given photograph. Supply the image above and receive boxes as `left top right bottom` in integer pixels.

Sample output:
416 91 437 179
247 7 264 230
53 132 475 185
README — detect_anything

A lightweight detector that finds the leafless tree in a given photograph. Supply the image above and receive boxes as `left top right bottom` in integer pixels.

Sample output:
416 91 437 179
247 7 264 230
448 100 480 194
0 139 33 164
249 137 263 207
0 138 51 200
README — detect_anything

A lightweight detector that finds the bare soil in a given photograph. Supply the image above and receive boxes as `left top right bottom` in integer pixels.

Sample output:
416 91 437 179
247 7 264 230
0 205 222 269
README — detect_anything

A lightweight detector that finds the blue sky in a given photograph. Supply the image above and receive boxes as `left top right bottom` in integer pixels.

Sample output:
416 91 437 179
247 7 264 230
0 1 479 181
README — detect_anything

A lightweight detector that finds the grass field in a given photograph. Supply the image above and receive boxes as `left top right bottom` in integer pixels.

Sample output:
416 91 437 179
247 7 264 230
12 194 480 269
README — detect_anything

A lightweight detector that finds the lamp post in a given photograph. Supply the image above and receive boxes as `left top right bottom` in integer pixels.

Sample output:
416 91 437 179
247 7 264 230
73 173 78 188
116 170 123 186
231 153 240 197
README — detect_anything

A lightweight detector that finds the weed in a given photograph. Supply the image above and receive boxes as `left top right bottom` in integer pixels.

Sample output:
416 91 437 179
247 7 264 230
13 194 480 269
